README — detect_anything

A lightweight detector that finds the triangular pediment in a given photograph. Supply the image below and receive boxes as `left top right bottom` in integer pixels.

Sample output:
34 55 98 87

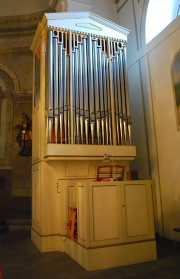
76 22 102 31
42 12 129 41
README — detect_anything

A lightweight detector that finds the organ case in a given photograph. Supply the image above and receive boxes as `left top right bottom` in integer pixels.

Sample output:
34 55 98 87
31 12 136 160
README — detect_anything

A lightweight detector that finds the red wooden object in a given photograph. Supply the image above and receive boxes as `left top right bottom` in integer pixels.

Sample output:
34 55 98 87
0 265 3 279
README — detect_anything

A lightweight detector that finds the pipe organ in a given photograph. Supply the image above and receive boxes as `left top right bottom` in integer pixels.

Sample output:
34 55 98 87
45 28 131 146
31 12 156 271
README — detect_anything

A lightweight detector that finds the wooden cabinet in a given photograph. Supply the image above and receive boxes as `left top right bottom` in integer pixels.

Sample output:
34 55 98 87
64 180 156 271
76 180 155 247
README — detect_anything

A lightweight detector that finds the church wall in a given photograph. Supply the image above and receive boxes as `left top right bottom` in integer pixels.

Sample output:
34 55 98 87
91 0 118 23
0 0 49 17
116 0 153 181
0 49 33 92
128 61 150 179
55 0 118 23
117 0 180 239
12 99 32 197
0 98 10 161
117 0 138 54
0 36 33 198
147 22 180 239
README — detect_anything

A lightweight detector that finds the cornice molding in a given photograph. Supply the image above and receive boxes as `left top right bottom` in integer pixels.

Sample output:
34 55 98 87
0 91 12 99
0 30 35 38
12 91 32 102
0 47 31 56
0 90 32 99
0 8 54 38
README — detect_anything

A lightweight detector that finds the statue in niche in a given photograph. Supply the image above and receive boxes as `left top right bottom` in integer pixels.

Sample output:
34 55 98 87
16 112 32 156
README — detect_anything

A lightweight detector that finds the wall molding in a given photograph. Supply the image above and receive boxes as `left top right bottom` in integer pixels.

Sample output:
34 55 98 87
0 9 54 37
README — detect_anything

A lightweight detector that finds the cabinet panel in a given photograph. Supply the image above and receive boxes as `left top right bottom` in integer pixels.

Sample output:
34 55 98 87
124 184 149 236
122 181 155 241
93 186 119 240
75 180 155 248
89 183 123 246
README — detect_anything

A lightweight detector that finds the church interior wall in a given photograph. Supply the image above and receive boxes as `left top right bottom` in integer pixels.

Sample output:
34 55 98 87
116 0 153 180
55 0 118 23
147 22 180 239
11 99 32 197
0 34 33 201
117 0 180 240
117 0 138 55
91 0 118 23
127 61 150 179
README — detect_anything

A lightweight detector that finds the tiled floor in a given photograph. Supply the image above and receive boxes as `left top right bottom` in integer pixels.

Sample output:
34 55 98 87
0 231 180 279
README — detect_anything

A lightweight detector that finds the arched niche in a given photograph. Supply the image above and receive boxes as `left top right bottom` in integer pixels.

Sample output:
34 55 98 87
0 69 14 91
0 64 20 91
172 51 180 130
0 64 19 167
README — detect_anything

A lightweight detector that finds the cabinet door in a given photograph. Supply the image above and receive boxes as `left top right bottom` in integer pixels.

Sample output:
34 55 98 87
122 181 155 242
89 183 123 247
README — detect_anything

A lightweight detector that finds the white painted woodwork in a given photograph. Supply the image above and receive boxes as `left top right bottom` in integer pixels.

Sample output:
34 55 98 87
41 12 128 40
64 236 156 271
76 180 155 248
65 180 156 270
124 184 149 236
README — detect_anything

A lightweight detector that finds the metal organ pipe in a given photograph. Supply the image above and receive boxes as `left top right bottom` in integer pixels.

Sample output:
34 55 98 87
122 46 132 146
53 32 59 144
119 45 130 146
58 31 64 144
63 33 69 144
46 29 132 146
74 34 80 144
92 38 100 144
71 34 75 143
77 36 85 145
82 37 90 145
102 40 110 145
97 38 105 145
47 30 54 143
87 35 95 145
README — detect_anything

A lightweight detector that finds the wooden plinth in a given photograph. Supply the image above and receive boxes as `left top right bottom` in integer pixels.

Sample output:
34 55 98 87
64 238 157 271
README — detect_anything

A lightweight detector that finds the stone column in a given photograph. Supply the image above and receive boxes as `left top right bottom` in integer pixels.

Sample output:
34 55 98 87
0 91 13 169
